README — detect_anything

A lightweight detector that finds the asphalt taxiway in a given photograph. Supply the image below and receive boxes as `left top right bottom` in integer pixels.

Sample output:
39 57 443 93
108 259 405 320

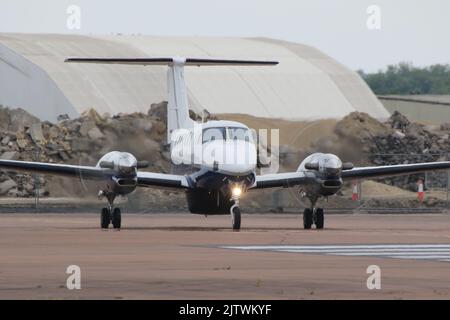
1 213 450 299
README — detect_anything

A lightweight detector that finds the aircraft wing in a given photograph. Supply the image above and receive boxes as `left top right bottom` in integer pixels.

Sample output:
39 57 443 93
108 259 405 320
252 160 450 189
0 159 108 179
341 161 450 180
252 171 312 189
0 159 192 189
136 171 191 189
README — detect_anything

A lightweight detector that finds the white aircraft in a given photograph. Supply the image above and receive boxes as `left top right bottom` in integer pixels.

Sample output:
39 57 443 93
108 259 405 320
1 56 450 230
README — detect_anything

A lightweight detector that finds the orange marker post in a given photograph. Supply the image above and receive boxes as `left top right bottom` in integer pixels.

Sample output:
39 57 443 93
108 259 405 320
417 179 424 202
352 181 359 201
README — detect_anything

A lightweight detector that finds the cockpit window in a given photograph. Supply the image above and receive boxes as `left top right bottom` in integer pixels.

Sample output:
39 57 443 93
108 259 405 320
202 128 225 143
202 127 252 143
229 127 251 141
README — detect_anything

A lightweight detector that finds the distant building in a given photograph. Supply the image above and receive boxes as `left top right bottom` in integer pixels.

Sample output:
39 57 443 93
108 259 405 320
0 33 389 122
379 95 450 124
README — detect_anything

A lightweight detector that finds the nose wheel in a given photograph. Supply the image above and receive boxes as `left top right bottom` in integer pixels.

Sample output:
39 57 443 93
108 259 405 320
230 205 241 231
303 207 324 229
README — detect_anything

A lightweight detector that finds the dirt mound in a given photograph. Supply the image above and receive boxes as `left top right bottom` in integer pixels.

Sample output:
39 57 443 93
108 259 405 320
0 106 40 132
0 105 169 199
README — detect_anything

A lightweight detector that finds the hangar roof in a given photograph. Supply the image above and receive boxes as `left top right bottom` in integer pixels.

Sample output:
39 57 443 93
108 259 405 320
0 33 389 122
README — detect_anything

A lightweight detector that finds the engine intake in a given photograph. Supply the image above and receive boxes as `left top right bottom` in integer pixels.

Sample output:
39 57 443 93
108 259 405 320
114 177 137 187
322 179 342 188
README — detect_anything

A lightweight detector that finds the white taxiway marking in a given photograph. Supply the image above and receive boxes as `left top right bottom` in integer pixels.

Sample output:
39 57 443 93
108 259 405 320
220 244 450 263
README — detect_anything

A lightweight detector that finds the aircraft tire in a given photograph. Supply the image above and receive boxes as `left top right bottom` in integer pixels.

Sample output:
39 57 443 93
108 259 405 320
231 206 241 231
101 207 110 229
315 208 324 229
112 208 122 229
303 208 313 229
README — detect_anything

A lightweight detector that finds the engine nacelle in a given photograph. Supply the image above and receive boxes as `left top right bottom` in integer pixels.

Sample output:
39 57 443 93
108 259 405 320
96 151 142 195
97 151 138 174
298 153 348 197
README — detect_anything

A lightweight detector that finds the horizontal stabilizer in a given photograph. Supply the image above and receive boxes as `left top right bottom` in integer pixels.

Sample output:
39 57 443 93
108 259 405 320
65 57 278 66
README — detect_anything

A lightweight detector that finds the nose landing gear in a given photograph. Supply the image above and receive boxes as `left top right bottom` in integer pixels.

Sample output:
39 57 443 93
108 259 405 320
230 186 242 231
230 204 241 230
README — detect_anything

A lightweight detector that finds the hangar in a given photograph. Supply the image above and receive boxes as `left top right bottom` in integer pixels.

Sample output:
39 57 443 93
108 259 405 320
0 33 389 122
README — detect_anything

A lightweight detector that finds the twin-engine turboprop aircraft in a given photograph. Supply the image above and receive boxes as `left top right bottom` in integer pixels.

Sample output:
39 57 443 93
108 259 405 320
1 56 450 230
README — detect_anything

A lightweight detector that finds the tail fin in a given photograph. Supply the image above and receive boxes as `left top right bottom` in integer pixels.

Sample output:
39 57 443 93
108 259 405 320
65 57 278 143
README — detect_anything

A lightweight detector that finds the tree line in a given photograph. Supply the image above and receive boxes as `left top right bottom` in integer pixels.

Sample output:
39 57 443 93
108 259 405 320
358 63 450 95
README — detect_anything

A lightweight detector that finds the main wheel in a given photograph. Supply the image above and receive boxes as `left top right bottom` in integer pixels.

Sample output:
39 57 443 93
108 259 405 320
303 208 313 229
315 208 324 229
112 207 122 229
101 207 110 229
231 206 241 231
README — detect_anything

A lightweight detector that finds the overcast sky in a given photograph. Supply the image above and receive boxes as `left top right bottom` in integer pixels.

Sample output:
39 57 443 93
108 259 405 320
1 0 449 72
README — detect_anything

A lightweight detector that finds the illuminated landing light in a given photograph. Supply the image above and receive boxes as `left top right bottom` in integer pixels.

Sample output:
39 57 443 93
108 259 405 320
232 186 242 197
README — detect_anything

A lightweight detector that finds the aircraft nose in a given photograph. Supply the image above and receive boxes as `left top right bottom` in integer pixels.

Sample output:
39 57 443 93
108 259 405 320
219 162 256 175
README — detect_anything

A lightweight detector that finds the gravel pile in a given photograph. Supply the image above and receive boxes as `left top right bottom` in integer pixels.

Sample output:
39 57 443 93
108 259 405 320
335 111 450 190
0 103 170 197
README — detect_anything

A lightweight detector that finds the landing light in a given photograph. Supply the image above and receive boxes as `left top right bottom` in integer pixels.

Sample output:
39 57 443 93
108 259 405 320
232 186 242 197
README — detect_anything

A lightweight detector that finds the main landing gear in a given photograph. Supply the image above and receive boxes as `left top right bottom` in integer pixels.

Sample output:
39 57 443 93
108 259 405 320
101 207 121 229
303 208 324 229
99 191 121 230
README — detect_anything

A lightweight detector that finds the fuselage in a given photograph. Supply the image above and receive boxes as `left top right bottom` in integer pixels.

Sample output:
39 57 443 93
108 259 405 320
170 120 257 213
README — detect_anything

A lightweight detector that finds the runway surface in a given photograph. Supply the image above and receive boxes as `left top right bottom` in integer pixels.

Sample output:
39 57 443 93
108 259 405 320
1 212 450 299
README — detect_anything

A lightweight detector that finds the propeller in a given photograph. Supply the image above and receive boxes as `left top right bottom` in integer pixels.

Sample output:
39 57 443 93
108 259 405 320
137 160 149 169
342 162 354 170
99 160 150 169
304 162 319 170
304 162 354 171
99 161 114 169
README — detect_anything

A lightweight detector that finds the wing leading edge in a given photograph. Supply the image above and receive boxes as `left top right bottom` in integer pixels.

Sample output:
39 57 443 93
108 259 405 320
0 159 191 190
0 159 107 179
342 161 450 180
253 161 450 189
136 171 191 189
253 171 312 189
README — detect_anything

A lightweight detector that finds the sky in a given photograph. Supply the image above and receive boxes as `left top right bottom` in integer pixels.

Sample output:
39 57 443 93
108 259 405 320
1 0 449 72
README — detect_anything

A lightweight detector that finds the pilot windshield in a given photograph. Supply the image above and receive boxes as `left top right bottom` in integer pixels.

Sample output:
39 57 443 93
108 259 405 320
228 127 252 142
202 127 226 143
202 127 252 143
